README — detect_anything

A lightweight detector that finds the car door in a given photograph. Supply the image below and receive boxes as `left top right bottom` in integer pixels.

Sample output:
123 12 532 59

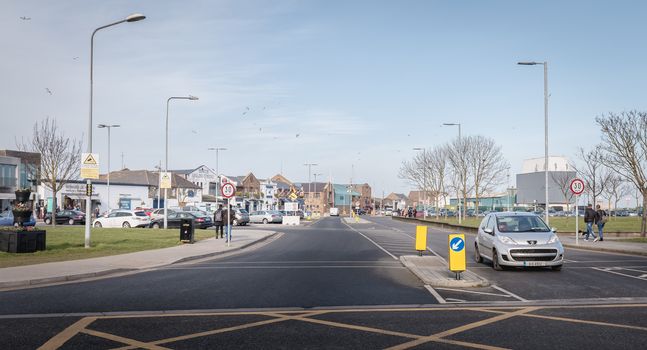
478 215 495 259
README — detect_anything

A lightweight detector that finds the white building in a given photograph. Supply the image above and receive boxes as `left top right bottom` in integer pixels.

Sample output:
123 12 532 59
259 179 278 210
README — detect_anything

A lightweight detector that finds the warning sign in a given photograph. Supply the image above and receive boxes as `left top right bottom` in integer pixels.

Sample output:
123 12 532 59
160 172 172 189
80 153 100 179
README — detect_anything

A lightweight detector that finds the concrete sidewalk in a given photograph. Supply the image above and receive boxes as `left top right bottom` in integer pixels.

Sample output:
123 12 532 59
0 229 278 289
559 235 647 256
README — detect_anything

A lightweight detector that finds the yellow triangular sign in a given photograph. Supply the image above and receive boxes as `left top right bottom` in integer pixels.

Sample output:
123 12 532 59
83 154 97 165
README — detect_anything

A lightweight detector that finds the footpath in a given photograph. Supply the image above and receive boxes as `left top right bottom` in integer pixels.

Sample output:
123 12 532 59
0 229 277 289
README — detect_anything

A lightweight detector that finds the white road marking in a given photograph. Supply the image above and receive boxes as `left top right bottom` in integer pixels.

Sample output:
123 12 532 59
424 285 446 304
444 298 466 303
362 219 444 259
563 259 579 263
342 222 398 260
491 285 529 302
163 266 407 270
592 267 647 281
434 287 511 298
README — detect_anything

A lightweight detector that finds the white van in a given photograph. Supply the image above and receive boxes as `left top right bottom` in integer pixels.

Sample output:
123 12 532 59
329 207 339 216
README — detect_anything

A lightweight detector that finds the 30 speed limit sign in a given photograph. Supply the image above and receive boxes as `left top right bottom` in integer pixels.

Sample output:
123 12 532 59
570 178 585 195
221 183 236 198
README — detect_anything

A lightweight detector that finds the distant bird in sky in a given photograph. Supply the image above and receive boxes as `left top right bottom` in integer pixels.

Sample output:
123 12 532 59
45 88 52 95
191 130 198 134
295 133 300 138
20 16 31 20
72 56 79 60
259 128 262 132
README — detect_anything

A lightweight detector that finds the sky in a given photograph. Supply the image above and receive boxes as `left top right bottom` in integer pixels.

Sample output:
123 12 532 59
2 0 646 197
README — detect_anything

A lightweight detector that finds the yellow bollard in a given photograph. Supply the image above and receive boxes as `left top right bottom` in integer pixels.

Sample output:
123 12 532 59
448 234 466 279
415 226 427 256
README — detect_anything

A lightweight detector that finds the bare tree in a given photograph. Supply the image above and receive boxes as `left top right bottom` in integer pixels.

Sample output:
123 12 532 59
466 135 509 214
428 146 448 218
17 118 82 227
574 146 612 208
551 171 575 212
603 175 625 216
596 111 647 236
446 137 473 219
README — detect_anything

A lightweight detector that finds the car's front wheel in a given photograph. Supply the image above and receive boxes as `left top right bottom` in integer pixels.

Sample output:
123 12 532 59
492 249 503 271
262 218 268 224
68 219 75 225
152 222 160 229
474 243 483 263
94 222 102 228
232 219 238 226
122 221 131 228
44 218 51 225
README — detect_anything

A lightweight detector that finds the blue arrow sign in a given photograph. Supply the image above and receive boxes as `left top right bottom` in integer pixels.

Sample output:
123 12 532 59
450 237 465 252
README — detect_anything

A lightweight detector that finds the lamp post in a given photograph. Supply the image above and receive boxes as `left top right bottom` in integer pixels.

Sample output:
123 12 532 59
208 147 227 199
86 13 145 248
97 124 120 212
164 95 199 229
304 163 318 214
443 122 462 223
518 61 549 225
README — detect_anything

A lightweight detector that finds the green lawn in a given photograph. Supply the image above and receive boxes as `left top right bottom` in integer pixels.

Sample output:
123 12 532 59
416 216 645 234
0 226 217 268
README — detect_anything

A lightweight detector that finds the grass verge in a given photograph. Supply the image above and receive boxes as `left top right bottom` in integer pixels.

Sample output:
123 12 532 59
0 226 217 268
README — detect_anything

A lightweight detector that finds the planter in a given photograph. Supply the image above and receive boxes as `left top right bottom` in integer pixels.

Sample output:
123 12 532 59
12 210 33 226
0 230 46 253
14 190 32 203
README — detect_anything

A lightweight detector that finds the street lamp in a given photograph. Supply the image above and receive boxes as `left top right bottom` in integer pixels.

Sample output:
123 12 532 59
85 13 145 248
304 163 318 213
518 60 549 224
443 122 462 223
208 147 227 199
164 95 199 229
97 124 120 212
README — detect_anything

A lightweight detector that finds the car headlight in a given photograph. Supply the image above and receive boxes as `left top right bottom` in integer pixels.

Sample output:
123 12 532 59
547 234 560 244
498 235 516 244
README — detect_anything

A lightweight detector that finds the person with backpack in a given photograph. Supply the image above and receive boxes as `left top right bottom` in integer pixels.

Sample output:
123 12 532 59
584 203 597 241
213 204 224 239
223 205 235 242
594 204 607 242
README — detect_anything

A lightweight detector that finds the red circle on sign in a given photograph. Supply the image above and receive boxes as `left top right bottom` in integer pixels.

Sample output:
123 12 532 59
221 183 236 198
570 178 585 195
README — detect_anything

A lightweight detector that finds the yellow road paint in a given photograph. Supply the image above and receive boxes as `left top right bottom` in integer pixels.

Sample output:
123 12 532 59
448 233 466 272
415 226 427 252
37 317 96 350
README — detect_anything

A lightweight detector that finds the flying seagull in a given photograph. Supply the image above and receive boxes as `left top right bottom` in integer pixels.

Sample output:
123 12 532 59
45 88 52 95
20 16 31 20
295 133 300 138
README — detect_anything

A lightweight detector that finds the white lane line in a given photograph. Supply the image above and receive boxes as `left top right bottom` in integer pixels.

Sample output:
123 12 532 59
343 222 398 260
364 219 444 259
563 259 579 263
424 285 446 304
616 267 647 274
162 266 407 270
445 298 466 303
592 267 647 281
434 287 511 298
491 285 529 302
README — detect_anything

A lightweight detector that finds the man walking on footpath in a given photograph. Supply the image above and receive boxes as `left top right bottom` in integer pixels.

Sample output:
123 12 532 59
584 203 597 241
594 204 607 242
223 205 235 242
213 204 224 239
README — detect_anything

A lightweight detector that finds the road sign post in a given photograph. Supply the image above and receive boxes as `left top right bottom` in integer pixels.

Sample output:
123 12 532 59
415 226 427 256
570 179 585 245
448 234 466 280
221 182 235 247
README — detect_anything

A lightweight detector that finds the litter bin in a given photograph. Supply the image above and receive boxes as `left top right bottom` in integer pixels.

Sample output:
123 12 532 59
180 218 195 243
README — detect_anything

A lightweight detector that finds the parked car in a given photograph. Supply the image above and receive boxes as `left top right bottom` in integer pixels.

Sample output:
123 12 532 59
150 208 177 221
329 207 340 216
232 208 250 226
149 211 213 229
249 210 283 224
134 207 154 217
474 212 564 271
0 210 36 227
92 210 150 228
44 210 86 225
384 209 393 216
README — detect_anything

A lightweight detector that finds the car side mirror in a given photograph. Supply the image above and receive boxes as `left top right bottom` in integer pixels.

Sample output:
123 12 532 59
483 228 493 235
551 227 557 233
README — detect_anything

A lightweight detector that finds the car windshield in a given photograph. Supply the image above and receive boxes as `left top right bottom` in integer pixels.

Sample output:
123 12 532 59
496 215 550 233
239 209 249 214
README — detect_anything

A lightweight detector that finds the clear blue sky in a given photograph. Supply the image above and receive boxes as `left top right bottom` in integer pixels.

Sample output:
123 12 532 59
2 0 646 196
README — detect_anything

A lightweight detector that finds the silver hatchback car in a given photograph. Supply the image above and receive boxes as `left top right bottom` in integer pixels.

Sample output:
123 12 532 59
474 212 564 271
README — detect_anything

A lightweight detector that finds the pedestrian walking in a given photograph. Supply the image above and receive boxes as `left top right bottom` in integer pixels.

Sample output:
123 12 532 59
213 204 224 239
223 205 235 242
594 204 607 242
584 204 597 241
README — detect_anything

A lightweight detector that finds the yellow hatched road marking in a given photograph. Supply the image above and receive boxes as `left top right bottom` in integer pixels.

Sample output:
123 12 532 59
37 317 97 350
521 313 647 332
81 329 170 350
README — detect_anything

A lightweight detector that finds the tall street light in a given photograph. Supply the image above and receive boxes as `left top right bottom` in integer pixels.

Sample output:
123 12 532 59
97 124 120 212
518 60 549 225
86 13 145 248
164 95 199 229
304 163 318 213
208 147 227 199
443 122 462 223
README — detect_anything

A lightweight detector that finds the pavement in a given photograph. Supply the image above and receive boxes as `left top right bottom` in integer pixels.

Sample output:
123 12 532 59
400 255 489 288
559 234 647 256
0 229 278 289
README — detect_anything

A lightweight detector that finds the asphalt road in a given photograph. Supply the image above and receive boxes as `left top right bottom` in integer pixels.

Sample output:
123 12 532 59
2 216 647 349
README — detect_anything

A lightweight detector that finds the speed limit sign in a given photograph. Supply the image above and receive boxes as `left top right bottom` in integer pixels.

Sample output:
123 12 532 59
570 178 585 195
221 183 236 198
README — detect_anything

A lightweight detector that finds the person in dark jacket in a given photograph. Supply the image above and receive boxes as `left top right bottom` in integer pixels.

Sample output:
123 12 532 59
213 204 224 239
594 204 607 242
584 204 598 241
222 205 236 242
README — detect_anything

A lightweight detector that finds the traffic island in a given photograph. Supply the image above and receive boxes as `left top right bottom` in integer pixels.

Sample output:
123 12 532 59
400 255 489 288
